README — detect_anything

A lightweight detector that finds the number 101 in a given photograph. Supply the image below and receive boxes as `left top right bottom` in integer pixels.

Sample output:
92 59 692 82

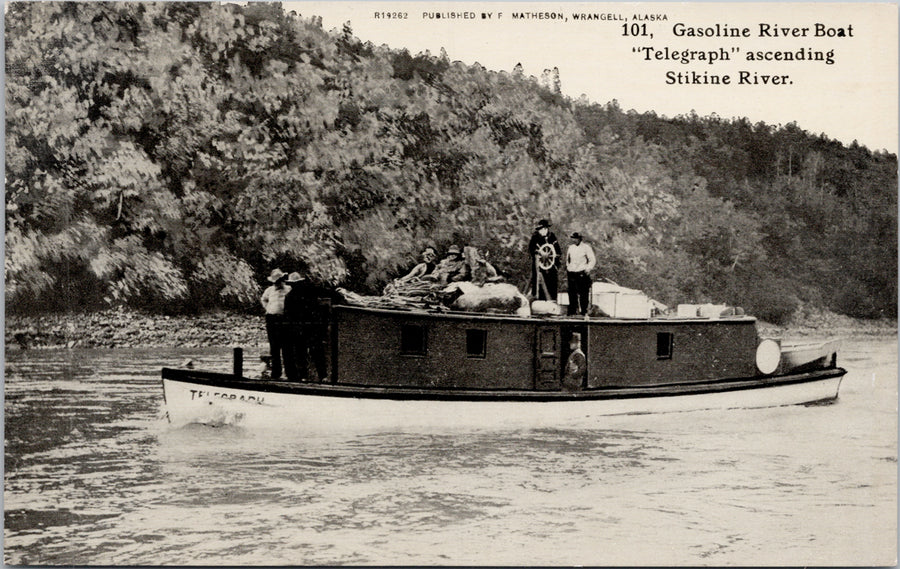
621 23 649 36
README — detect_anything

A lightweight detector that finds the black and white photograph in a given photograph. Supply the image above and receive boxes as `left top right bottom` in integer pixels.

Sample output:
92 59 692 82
4 1 897 565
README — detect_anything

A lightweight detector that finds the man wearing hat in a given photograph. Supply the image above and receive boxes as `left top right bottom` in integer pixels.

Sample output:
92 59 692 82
565 231 596 315
426 245 470 284
527 219 561 300
260 268 289 379
282 272 309 381
283 271 339 381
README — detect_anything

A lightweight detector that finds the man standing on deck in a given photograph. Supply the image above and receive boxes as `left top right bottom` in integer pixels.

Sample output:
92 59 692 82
284 271 336 382
562 332 586 391
566 232 596 316
283 271 309 381
528 219 561 301
260 268 289 379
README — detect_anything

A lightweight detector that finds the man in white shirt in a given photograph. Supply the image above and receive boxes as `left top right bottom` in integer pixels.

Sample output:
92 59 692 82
565 232 596 316
260 268 289 379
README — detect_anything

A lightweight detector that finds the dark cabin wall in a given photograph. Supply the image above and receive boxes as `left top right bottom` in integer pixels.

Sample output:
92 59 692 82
335 308 535 389
587 321 758 387
334 306 761 390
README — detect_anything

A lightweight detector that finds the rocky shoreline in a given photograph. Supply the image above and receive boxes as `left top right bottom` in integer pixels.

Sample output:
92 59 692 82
756 306 898 340
6 309 267 350
5 307 896 351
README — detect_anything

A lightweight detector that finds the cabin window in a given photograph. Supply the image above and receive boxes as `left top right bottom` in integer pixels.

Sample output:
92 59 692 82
466 329 487 358
657 332 674 360
400 325 427 356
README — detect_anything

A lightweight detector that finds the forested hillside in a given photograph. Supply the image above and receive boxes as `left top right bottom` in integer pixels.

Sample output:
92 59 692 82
6 2 896 323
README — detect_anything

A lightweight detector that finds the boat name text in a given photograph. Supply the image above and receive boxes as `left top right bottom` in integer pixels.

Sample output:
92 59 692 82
190 389 266 404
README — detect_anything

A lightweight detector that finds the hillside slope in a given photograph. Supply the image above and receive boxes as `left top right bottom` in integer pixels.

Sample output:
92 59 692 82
6 2 896 323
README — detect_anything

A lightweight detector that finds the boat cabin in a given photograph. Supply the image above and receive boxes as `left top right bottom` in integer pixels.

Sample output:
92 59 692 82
327 305 760 391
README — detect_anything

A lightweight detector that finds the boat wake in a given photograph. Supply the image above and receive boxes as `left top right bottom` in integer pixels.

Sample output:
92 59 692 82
184 404 247 428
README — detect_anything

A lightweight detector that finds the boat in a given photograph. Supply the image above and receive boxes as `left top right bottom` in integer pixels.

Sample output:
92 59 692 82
161 295 847 430
780 338 843 373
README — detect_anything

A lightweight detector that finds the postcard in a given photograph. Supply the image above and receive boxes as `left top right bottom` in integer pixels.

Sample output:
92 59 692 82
5 2 897 566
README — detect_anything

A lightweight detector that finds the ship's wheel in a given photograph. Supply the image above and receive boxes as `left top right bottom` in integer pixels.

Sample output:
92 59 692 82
536 243 557 271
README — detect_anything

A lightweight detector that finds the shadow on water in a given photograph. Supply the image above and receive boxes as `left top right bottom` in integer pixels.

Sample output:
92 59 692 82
149 422 676 551
154 421 671 503
5 509 120 533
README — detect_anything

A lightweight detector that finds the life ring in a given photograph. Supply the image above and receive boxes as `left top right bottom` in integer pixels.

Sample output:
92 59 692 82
536 243 557 271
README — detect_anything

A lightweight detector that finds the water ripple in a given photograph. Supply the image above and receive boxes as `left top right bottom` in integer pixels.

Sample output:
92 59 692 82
4 341 897 565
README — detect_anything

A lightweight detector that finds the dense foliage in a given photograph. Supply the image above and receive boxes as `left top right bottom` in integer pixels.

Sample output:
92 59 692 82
6 2 897 322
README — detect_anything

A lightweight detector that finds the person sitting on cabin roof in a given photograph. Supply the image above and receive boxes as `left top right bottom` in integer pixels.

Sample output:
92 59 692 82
423 245 470 285
260 268 289 380
464 246 504 286
399 246 438 282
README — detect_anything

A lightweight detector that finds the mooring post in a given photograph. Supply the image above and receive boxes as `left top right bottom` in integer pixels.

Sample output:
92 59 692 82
233 347 243 378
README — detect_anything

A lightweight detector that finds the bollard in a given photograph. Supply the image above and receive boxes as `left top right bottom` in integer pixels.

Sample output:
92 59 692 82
233 347 243 378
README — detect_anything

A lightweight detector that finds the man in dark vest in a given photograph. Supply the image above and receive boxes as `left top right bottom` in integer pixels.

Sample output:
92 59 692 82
283 271 310 381
527 219 561 301
284 271 335 382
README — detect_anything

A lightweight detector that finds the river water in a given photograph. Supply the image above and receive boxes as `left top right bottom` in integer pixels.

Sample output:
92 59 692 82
4 337 897 565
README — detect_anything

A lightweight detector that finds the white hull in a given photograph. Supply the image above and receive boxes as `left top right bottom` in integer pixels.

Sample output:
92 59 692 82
162 373 843 432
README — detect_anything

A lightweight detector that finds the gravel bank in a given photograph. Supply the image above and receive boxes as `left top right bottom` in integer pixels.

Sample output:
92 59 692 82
5 307 895 351
758 307 897 340
6 309 266 350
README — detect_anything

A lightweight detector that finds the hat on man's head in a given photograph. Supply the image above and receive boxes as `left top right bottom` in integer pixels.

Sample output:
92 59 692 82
267 268 287 282
570 232 582 240
536 219 551 229
447 245 461 255
286 271 304 283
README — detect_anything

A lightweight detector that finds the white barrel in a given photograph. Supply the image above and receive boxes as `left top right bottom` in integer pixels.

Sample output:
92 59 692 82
756 339 782 374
